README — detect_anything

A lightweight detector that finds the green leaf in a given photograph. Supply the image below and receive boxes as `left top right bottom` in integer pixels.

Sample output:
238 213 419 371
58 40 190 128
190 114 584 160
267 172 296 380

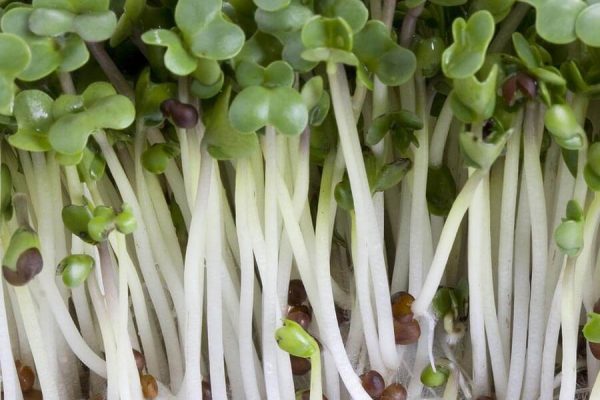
111 0 146 46
62 204 95 243
0 33 31 115
58 254 94 288
29 8 117 42
174 0 245 60
229 86 308 135
449 64 498 123
353 20 416 86
315 0 368 33
554 219 584 256
141 29 197 76
459 128 511 169
372 159 412 192
427 165 457 217
204 85 260 160
7 90 54 151
521 0 586 44
1 164 12 219
416 36 445 78
142 142 179 174
544 104 585 150
576 4 600 47
420 364 450 388
49 92 135 155
300 16 358 66
254 0 290 12
72 11 117 42
366 110 423 146
234 31 283 67
135 68 177 126
512 32 538 70
584 312 600 343
441 10 495 79
77 145 106 182
235 60 294 88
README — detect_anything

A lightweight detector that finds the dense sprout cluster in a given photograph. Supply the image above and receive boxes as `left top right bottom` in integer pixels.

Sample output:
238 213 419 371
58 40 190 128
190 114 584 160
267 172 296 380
2 0 600 399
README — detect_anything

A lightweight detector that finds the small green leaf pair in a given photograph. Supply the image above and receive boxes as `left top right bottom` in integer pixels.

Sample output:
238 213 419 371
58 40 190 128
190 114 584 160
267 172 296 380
57 254 95 288
62 203 137 244
2 227 43 286
432 283 468 320
1 7 89 82
300 77 331 127
141 0 244 74
554 200 584 256
228 83 308 136
441 11 495 80
49 82 135 159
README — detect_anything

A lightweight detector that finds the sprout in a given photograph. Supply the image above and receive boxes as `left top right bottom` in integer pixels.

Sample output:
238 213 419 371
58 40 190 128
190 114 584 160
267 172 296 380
420 363 450 388
57 254 95 288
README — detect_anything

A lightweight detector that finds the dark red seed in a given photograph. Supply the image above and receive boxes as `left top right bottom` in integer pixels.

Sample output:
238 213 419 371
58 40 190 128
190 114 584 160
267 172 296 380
381 383 407 400
288 279 307 306
159 99 177 117
16 248 43 281
202 380 212 400
288 305 312 330
290 355 311 375
476 396 494 400
170 104 198 128
393 315 421 345
133 349 145 373
391 292 414 319
516 72 537 100
360 370 385 399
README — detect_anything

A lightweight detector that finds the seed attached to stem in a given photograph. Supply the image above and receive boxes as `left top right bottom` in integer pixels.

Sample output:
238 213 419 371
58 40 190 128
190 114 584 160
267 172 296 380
201 380 212 400
391 291 415 318
420 364 450 388
381 383 407 400
290 355 311 375
140 374 158 399
160 99 198 128
287 305 312 330
360 370 385 399
393 314 421 345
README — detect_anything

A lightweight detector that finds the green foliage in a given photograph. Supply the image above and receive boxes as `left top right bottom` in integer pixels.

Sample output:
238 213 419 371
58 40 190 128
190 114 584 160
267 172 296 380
301 16 358 67
459 126 511 169
366 110 423 147
57 254 94 288
449 64 498 123
0 32 31 115
441 11 495 80
7 90 54 151
353 21 416 86
521 0 585 44
544 104 585 150
228 85 308 135
420 363 450 388
427 165 457 217
584 312 600 343
554 200 584 256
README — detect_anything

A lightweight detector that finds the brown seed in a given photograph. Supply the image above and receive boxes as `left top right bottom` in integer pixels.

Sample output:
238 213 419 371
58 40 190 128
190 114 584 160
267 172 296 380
133 349 146 373
516 72 537 100
287 305 312 330
381 383 407 400
23 389 43 400
16 360 35 392
391 292 414 319
201 380 212 400
160 99 198 128
140 374 158 399
393 314 421 345
476 396 494 400
288 279 307 306
3 248 43 286
360 370 385 399
290 355 311 375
